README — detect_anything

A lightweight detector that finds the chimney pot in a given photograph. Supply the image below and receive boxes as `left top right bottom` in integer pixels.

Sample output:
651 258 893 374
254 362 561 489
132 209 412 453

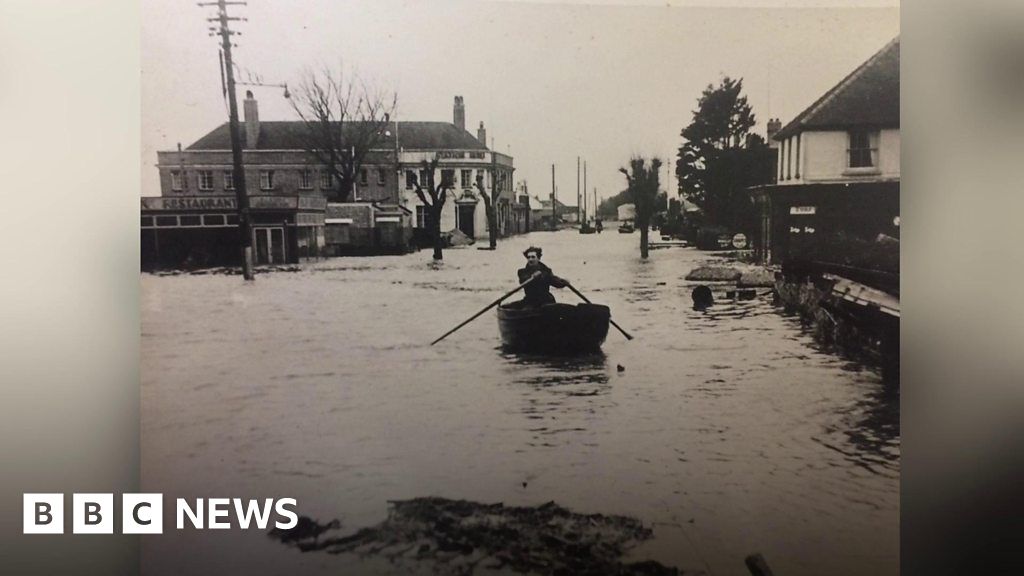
453 96 465 132
244 92 260 149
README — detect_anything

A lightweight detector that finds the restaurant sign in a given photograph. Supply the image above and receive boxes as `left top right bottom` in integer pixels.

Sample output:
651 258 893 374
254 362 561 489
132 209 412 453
142 196 237 211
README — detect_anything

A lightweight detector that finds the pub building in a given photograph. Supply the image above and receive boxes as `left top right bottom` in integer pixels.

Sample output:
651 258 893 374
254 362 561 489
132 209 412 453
143 93 520 269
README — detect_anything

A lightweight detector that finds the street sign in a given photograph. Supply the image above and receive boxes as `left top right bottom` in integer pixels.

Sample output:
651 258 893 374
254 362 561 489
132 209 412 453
732 233 748 249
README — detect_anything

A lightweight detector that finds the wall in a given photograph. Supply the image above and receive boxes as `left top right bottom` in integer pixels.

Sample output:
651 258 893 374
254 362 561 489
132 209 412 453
777 128 900 185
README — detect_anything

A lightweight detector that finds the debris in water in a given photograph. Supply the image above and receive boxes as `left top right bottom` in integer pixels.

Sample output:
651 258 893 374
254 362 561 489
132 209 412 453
268 497 681 575
691 286 714 310
617 364 626 372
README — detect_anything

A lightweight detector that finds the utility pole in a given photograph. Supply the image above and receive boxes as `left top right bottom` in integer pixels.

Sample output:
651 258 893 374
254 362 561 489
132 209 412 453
576 156 580 225
550 164 556 231
202 0 254 280
583 160 588 223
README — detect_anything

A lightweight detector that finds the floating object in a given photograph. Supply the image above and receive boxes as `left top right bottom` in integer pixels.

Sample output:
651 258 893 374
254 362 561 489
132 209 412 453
692 285 714 310
616 364 625 372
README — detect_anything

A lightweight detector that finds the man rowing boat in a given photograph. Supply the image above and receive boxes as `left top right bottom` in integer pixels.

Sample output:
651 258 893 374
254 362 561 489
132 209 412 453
516 246 569 307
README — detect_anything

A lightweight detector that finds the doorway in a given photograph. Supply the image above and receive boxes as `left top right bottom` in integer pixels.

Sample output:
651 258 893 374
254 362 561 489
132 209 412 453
456 205 475 238
254 227 286 264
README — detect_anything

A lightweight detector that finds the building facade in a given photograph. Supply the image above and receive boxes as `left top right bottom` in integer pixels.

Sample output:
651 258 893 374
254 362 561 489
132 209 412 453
143 95 521 268
751 37 900 275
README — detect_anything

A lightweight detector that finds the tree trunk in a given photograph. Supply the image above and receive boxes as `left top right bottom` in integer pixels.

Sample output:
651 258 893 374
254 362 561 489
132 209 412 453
487 198 497 249
639 219 650 259
431 208 444 260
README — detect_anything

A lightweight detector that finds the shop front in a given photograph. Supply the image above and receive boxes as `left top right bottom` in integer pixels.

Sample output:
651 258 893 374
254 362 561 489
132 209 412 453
141 195 326 270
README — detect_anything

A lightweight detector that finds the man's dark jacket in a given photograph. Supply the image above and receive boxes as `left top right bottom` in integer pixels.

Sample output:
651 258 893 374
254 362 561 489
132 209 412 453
517 262 568 306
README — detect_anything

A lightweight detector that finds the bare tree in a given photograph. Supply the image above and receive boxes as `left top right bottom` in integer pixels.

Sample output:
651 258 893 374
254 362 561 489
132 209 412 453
620 156 662 259
410 158 455 260
290 66 397 202
473 171 502 250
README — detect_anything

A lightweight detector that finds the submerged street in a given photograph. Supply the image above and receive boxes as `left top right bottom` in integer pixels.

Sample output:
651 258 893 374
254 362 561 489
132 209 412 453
141 230 898 576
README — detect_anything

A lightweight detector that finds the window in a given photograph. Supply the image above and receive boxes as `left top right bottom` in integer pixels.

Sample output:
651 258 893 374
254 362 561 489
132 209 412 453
170 171 183 191
848 130 879 168
320 170 333 190
416 205 430 228
224 171 234 190
198 170 214 191
405 170 417 189
441 169 455 187
359 168 368 186
377 168 387 185
461 169 472 187
203 214 225 226
299 169 313 190
260 170 275 190
418 168 431 188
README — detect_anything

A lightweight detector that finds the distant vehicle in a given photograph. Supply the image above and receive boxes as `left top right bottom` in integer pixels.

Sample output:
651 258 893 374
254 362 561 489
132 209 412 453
618 222 635 233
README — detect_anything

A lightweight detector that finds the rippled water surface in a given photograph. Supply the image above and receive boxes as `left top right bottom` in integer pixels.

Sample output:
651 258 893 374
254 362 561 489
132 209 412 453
141 230 898 575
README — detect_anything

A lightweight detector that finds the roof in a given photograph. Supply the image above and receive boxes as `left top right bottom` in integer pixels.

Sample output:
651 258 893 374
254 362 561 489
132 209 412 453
188 121 488 151
775 37 899 140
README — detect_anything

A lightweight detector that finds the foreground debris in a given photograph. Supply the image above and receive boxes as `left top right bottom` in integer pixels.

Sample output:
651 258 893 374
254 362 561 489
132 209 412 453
268 497 681 575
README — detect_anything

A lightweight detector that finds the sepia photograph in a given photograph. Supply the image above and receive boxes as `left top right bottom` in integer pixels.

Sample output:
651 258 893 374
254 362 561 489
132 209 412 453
138 1 900 574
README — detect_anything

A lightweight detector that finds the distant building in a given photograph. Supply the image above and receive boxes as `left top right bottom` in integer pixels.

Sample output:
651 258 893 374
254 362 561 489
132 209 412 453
142 94 521 268
750 37 900 270
531 196 573 230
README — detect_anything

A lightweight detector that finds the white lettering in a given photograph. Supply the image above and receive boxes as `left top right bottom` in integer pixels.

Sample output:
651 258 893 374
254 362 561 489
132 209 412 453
208 498 231 529
274 498 298 530
176 498 203 529
233 499 274 529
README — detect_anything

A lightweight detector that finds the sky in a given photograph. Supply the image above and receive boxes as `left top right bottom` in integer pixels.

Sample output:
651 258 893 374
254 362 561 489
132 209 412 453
141 0 899 204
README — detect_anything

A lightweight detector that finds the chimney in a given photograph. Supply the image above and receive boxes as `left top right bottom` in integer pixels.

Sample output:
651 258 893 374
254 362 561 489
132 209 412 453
453 96 465 131
477 121 487 146
244 90 260 148
766 118 782 148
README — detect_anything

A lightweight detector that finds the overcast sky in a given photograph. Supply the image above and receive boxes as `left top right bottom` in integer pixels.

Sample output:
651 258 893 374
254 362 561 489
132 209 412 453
141 0 899 203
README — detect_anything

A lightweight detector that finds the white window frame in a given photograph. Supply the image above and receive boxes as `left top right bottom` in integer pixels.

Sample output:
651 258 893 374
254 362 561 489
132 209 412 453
415 205 429 228
198 170 214 191
320 170 333 190
223 171 234 190
461 169 472 187
260 170 275 190
299 168 313 190
847 130 879 170
170 171 183 191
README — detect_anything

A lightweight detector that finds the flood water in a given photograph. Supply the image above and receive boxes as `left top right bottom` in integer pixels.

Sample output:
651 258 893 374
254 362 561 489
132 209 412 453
141 229 899 576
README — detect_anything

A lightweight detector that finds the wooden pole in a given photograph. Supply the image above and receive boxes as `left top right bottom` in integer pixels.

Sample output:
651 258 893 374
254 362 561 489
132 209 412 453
550 164 556 230
430 275 538 345
565 283 634 341
216 0 255 280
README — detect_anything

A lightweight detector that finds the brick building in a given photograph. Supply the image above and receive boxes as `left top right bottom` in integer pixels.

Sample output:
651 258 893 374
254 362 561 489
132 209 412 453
142 94 520 268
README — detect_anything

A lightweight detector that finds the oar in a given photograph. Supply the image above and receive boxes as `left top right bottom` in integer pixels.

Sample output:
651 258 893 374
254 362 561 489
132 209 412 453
430 274 538 345
565 283 634 341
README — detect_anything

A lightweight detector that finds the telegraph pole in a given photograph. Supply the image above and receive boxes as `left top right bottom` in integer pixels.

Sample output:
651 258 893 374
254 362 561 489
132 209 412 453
202 0 254 280
550 164 556 231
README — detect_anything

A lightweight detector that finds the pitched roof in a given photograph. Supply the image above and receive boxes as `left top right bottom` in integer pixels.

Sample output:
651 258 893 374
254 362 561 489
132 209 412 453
775 37 899 140
187 121 488 151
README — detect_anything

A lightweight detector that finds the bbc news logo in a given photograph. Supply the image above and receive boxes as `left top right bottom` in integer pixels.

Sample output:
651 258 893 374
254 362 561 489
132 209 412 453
23 494 298 534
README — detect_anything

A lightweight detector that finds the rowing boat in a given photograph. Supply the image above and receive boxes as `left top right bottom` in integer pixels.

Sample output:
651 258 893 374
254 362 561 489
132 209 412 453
497 302 610 354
